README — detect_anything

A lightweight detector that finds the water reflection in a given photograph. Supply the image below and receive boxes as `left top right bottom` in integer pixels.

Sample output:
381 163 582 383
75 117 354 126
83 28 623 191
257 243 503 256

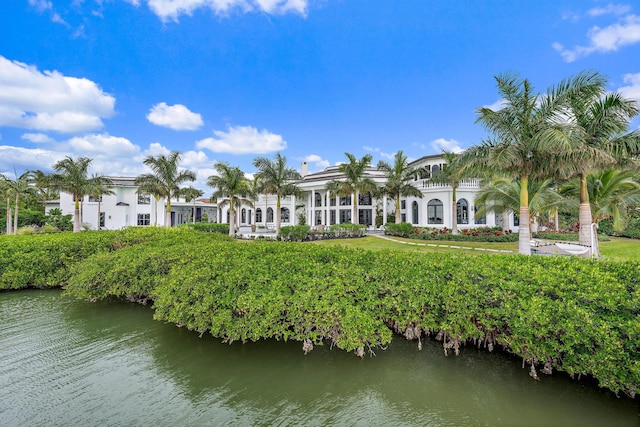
1 290 638 426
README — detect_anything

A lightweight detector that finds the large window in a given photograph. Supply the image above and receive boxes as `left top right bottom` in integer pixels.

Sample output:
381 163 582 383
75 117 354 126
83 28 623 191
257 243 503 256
89 195 102 203
427 199 443 224
401 200 406 210
330 210 336 225
281 207 290 223
241 208 246 224
99 212 105 228
412 201 419 224
474 205 486 225
339 209 351 223
329 197 336 207
315 210 322 225
256 208 262 223
457 199 469 224
358 192 372 206
137 193 151 205
137 213 150 226
315 192 322 207
267 207 274 222
339 196 351 206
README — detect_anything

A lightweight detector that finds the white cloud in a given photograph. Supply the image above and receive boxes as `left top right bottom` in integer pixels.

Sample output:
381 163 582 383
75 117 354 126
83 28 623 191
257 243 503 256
181 150 210 168
0 56 115 133
28 0 52 12
68 133 139 156
618 72 640 101
196 125 286 154
363 146 394 160
21 133 55 143
553 14 640 62
144 0 307 22
588 4 631 17
143 142 172 157
431 138 464 154
0 145 66 173
147 102 203 131
483 99 507 111
301 154 330 171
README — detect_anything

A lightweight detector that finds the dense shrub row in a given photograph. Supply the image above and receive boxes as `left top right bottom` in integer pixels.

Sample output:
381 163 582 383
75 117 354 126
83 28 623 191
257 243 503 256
385 223 519 242
180 222 230 234
600 211 640 239
55 231 640 397
277 223 368 241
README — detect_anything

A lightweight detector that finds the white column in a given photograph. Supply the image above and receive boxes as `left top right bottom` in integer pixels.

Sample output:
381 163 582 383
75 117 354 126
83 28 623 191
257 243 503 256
382 195 388 225
291 195 296 226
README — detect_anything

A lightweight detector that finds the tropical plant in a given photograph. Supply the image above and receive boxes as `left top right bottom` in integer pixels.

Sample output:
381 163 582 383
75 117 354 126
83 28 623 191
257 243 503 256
30 170 58 206
560 168 640 232
45 207 73 231
326 153 378 224
207 162 252 236
87 174 115 230
50 156 94 232
134 151 196 228
0 176 11 234
3 171 36 234
377 150 423 225
180 186 204 223
552 78 640 247
466 71 604 254
253 153 302 233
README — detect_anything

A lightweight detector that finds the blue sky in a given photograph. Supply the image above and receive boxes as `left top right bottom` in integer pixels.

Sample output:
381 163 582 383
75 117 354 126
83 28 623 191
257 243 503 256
1 0 639 191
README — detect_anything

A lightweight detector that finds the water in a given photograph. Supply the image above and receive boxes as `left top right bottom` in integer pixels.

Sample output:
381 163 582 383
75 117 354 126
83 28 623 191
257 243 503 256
1 289 638 427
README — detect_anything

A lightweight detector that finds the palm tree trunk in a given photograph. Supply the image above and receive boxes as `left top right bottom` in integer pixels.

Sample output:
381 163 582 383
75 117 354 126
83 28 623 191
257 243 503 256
229 205 235 237
501 208 509 232
395 195 401 223
276 195 282 233
518 176 531 255
352 192 357 224
451 187 458 235
13 194 19 234
165 195 172 227
193 200 196 223
97 200 102 230
73 196 81 232
6 198 11 234
578 174 593 247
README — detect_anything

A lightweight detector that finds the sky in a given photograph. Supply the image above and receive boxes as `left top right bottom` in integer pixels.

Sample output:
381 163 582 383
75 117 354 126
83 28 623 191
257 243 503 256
1 0 640 192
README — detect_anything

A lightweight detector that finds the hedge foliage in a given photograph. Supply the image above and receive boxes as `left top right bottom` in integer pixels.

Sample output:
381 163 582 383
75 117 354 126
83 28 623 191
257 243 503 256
180 222 230 234
385 223 519 242
56 231 640 397
2 228 638 396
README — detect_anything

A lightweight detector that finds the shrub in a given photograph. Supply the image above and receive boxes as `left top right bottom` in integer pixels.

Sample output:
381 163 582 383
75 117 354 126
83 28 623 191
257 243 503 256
182 222 229 234
329 223 367 237
384 222 414 237
279 225 311 241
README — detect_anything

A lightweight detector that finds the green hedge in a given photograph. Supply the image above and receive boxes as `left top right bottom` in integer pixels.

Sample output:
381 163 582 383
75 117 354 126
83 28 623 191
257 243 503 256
278 225 311 241
60 232 640 397
181 222 230 234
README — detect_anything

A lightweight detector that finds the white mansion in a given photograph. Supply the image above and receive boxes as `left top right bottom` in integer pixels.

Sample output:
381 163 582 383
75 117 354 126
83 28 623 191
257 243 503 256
49 154 517 232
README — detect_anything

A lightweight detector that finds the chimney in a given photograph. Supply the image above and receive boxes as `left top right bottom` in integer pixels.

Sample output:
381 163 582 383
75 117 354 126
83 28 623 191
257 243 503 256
301 161 309 177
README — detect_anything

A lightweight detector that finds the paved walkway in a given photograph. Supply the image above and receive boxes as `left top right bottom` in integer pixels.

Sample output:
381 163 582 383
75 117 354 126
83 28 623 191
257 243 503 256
370 234 514 253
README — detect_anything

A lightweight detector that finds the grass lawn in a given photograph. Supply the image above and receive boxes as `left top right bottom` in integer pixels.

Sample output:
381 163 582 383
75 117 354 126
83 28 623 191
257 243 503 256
311 234 640 261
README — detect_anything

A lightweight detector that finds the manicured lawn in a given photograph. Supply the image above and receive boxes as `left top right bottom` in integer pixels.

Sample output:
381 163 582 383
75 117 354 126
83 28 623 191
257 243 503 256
311 234 640 261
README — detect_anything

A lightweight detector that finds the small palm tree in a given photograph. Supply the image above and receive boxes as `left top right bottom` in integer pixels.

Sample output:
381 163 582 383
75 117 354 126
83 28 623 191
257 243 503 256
253 153 301 233
4 171 36 234
377 150 423 224
207 162 252 237
326 153 377 224
87 174 115 230
180 186 204 223
134 151 196 227
561 168 640 232
51 156 93 232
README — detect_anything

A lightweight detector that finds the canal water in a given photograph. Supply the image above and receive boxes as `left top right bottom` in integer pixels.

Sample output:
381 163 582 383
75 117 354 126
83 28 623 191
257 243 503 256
1 289 638 426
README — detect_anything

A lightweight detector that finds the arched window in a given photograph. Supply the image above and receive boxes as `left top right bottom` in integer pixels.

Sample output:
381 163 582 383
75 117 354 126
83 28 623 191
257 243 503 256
457 199 469 224
315 192 322 207
412 201 419 225
431 165 440 176
267 207 274 222
427 199 443 224
281 207 290 223
241 208 246 224
256 208 262 223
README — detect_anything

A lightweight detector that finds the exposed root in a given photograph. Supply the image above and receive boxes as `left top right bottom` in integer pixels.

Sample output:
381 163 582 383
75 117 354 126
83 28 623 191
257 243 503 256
302 338 313 355
355 346 365 358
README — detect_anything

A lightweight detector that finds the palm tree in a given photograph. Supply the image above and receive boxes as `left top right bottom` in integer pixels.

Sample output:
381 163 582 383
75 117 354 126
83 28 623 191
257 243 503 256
474 176 565 234
51 156 93 232
326 153 378 224
252 153 301 233
87 174 115 230
466 71 604 254
552 80 639 246
428 151 477 235
207 162 252 237
561 169 640 232
180 186 204 223
4 171 36 234
377 150 423 224
135 181 163 226
1 175 13 234
134 151 196 227
30 170 58 207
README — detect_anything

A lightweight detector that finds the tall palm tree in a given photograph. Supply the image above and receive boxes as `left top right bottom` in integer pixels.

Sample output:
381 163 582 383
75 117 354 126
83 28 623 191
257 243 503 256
465 71 604 254
552 81 639 246
180 186 204 223
0 175 11 234
51 156 93 232
134 151 196 228
561 168 640 232
207 162 252 237
428 151 476 235
30 170 58 207
135 182 163 226
87 174 115 230
377 150 423 224
326 153 377 224
4 171 36 234
253 153 302 233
